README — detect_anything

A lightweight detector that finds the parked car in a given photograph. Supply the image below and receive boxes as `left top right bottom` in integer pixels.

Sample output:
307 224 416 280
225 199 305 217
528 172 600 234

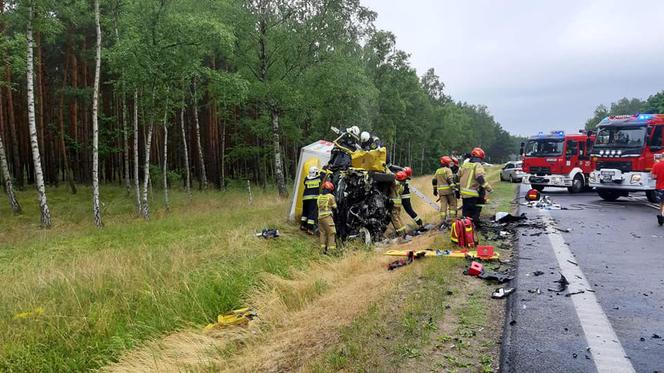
500 161 524 183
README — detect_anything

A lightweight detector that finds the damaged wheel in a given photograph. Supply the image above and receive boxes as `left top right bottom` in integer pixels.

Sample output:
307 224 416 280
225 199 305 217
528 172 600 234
359 227 372 247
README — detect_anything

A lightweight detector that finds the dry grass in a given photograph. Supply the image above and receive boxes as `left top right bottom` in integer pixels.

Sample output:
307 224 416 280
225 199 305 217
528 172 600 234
104 252 406 372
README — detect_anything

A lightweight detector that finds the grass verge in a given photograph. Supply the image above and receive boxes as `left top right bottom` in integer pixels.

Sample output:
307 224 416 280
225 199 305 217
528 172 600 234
0 185 320 371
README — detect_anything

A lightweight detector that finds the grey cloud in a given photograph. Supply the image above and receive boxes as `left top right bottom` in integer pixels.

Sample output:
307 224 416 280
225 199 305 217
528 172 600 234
362 0 664 136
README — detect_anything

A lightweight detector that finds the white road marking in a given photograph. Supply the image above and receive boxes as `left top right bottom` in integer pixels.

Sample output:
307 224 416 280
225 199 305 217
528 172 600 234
540 210 636 373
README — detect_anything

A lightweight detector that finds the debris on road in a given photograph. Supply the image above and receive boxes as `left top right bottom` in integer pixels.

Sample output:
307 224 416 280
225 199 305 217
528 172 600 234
479 270 514 283
533 270 545 276
565 290 585 297
567 259 578 266
548 273 569 292
653 333 661 339
492 287 515 299
528 288 541 294
495 212 528 223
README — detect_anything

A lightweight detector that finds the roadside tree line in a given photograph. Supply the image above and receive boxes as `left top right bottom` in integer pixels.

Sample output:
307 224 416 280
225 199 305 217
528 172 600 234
585 91 664 130
0 0 522 227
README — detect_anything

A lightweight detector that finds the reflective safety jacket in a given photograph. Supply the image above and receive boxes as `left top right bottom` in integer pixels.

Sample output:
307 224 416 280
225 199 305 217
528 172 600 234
317 193 337 218
389 181 404 207
433 167 456 195
302 175 322 200
402 180 412 200
458 161 491 198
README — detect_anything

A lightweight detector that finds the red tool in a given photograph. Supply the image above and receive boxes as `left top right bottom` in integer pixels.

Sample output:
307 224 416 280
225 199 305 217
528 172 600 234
467 261 483 277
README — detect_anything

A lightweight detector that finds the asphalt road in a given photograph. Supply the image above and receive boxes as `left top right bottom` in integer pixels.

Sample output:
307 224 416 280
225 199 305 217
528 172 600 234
501 184 664 373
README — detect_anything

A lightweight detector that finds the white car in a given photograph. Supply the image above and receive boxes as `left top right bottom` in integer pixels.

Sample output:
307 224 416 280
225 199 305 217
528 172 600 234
500 161 524 183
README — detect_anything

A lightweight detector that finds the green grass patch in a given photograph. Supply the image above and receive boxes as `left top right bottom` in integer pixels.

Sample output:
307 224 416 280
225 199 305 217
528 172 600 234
0 185 320 372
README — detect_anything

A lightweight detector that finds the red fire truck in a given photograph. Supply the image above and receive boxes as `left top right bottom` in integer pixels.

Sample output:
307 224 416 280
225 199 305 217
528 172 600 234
521 131 596 193
589 114 664 202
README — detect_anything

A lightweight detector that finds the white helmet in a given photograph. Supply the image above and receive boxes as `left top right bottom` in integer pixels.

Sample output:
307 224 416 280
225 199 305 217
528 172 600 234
308 166 319 178
347 126 360 137
360 131 371 143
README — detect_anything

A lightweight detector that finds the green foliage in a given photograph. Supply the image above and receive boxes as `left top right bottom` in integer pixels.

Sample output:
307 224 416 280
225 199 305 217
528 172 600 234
585 97 648 130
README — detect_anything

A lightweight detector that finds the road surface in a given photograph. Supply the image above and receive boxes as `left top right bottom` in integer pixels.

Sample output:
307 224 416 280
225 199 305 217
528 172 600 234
501 185 664 373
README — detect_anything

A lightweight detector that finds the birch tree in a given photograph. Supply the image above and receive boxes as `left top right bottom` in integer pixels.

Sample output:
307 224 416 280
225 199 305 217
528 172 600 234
91 0 102 227
25 2 51 227
179 90 191 198
161 110 169 211
133 90 140 213
192 78 207 190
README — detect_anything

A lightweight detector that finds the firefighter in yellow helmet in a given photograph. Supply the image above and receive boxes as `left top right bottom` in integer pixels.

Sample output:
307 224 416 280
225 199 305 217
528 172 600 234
390 171 408 238
433 156 457 224
301 166 322 233
458 147 493 227
317 181 338 254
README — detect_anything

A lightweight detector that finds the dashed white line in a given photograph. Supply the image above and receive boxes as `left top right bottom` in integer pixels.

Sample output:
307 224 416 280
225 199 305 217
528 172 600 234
541 210 636 373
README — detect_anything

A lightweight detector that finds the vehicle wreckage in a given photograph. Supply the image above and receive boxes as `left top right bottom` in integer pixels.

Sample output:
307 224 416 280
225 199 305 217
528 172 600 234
289 127 419 243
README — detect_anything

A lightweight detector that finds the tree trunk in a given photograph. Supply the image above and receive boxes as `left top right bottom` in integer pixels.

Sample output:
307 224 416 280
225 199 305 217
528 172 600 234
0 80 21 214
91 0 102 228
162 111 169 211
180 94 191 198
122 90 130 194
0 133 21 214
220 114 226 191
142 120 154 220
26 5 51 228
192 79 207 190
270 108 288 197
133 90 141 214
60 46 77 194
4 65 22 189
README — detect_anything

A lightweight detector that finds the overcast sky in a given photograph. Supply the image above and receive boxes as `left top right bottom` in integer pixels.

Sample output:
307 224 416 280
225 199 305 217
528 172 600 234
361 0 664 136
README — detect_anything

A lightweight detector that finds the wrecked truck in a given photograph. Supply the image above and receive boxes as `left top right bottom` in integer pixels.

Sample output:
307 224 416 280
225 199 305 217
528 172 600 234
288 128 398 243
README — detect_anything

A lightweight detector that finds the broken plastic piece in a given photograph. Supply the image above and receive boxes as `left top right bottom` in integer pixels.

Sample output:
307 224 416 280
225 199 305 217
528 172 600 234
495 212 527 223
479 270 514 283
492 287 514 299
256 228 280 239
533 270 544 276
204 307 257 330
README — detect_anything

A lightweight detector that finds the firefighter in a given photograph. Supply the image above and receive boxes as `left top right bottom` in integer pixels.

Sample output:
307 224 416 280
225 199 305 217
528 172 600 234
433 156 457 224
401 166 423 227
390 171 408 237
458 147 493 227
651 153 664 226
301 166 322 233
317 181 338 254
450 156 460 175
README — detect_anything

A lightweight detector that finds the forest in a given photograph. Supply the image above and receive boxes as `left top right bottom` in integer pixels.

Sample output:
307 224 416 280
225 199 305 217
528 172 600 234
585 90 664 130
0 0 523 227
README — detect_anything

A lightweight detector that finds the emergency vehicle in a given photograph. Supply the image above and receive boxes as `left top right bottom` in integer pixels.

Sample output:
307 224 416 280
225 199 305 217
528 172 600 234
521 131 596 193
589 114 664 202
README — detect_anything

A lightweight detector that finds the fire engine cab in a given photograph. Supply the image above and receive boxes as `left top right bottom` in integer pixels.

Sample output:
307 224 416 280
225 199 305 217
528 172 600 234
521 130 596 193
589 114 664 202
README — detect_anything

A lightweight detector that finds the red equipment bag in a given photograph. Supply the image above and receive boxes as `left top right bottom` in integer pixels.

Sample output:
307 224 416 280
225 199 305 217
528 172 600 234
450 217 478 248
476 245 494 259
